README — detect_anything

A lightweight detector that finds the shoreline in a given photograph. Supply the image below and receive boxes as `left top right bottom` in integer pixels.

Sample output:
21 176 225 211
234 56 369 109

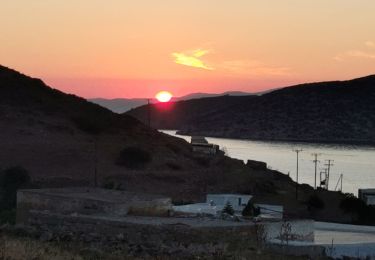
172 130 375 148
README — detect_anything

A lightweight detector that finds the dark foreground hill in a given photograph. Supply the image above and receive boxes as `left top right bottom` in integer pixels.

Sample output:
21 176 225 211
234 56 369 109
127 75 375 145
0 65 367 224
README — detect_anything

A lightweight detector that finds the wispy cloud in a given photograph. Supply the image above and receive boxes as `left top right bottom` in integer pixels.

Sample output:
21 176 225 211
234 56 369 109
334 41 375 61
172 48 291 76
172 49 213 70
219 60 291 76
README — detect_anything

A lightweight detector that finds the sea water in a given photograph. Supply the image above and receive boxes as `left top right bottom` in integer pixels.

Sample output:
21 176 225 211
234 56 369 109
162 130 375 195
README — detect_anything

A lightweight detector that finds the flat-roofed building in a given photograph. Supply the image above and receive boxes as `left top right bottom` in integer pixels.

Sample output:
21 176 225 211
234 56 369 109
191 136 219 155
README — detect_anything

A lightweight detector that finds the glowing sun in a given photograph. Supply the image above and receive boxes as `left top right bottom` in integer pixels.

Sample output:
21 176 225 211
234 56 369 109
155 91 173 102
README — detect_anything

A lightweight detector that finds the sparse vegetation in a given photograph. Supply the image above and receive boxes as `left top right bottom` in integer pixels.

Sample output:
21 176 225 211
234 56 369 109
306 194 325 211
242 200 260 217
0 235 84 260
340 193 375 224
116 146 152 169
71 115 107 135
222 202 235 215
166 162 182 170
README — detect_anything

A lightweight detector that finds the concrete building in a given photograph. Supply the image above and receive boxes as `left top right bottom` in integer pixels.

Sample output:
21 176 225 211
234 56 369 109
256 204 283 219
173 194 252 216
191 136 219 155
17 187 172 224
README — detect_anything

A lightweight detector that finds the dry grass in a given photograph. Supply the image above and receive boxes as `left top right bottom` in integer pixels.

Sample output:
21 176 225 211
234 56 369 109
0 235 83 260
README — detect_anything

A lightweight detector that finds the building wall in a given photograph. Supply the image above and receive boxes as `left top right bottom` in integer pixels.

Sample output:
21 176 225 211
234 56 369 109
206 194 252 211
16 188 172 224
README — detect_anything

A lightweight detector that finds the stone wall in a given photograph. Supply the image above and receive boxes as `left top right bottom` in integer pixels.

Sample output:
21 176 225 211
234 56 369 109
17 188 172 224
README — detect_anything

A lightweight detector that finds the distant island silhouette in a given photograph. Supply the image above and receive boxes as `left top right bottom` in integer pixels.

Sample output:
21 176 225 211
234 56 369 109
127 75 375 145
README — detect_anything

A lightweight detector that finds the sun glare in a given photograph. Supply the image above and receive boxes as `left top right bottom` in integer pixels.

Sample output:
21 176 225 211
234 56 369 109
155 91 173 102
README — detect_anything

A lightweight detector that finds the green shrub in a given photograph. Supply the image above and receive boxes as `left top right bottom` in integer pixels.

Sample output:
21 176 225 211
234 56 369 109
222 202 235 215
116 146 152 169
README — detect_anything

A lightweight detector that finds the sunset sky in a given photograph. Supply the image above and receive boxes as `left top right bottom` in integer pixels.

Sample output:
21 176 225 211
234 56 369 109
1 1 375 98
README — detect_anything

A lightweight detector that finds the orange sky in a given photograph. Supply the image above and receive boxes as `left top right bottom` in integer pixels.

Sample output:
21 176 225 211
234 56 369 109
1 1 375 98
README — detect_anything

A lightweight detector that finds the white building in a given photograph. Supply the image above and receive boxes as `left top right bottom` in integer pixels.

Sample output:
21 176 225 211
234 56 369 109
173 194 252 216
256 204 283 219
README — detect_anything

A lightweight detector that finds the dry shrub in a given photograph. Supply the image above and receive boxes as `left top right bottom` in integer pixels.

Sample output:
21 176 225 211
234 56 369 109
0 235 83 260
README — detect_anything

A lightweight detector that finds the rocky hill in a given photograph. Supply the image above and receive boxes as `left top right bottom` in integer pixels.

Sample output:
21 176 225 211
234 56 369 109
0 65 363 223
127 75 375 145
0 65 291 202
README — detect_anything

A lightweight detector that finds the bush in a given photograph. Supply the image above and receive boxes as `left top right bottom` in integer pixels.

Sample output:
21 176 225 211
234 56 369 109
71 115 107 135
340 193 375 224
306 194 325 211
116 146 152 169
340 193 366 213
242 200 260 217
222 202 235 215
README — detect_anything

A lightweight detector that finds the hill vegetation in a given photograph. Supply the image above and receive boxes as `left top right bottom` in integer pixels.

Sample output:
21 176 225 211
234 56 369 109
127 75 375 145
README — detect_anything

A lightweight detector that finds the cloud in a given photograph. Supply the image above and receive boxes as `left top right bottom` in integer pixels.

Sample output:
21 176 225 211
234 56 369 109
172 48 291 76
335 50 375 61
334 41 375 61
172 49 213 70
346 50 375 59
219 60 291 76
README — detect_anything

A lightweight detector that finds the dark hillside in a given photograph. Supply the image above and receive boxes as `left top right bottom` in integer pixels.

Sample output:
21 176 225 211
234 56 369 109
0 65 363 224
127 75 375 144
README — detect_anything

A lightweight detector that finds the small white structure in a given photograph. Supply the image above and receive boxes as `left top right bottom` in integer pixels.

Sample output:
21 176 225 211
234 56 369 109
206 194 252 212
256 204 283 219
191 136 219 155
173 194 252 216
358 189 375 205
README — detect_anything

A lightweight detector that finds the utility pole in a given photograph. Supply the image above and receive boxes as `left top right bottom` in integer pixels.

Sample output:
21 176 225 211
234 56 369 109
334 174 343 192
94 138 98 187
341 174 343 192
324 160 334 190
312 153 320 190
325 160 334 190
293 149 303 200
320 168 328 189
